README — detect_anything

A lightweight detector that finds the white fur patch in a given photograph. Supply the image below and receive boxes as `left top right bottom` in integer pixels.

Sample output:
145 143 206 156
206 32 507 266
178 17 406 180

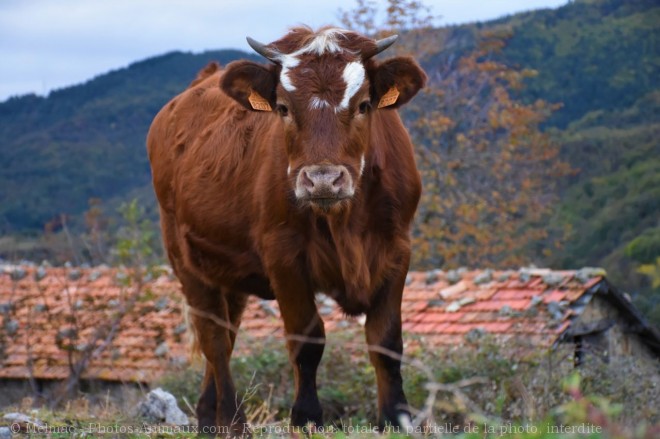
309 96 331 110
287 164 292 176
359 154 366 177
338 62 365 110
275 28 352 93
301 28 346 54
276 53 300 92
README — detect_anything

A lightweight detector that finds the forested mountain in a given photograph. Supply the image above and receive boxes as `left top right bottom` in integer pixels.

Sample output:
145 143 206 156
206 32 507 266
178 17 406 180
491 0 659 319
0 0 658 319
0 49 257 232
501 0 658 128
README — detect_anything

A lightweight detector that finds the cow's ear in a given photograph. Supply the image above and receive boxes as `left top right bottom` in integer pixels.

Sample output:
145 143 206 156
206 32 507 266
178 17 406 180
370 57 427 109
221 61 278 112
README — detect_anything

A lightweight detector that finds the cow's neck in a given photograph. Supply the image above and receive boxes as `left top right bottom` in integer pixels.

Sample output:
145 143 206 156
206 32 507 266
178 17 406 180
324 196 372 308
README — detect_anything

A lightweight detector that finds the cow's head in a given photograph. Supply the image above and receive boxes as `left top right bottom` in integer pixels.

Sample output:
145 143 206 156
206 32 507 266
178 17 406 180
221 27 426 213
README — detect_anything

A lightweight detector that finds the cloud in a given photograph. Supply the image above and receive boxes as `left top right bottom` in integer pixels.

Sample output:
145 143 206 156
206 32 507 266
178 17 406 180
0 0 567 101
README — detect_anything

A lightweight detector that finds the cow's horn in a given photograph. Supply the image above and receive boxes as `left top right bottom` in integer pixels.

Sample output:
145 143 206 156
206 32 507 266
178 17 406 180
375 34 398 54
246 37 279 63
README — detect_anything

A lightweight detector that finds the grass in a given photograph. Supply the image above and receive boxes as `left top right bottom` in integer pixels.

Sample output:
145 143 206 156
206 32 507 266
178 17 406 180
2 330 659 437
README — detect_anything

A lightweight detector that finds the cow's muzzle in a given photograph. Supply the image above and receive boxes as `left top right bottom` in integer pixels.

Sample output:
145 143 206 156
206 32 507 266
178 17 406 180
295 164 355 207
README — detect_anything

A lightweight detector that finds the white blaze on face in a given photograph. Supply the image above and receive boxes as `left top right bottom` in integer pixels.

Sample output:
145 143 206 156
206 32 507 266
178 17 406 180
275 28 348 93
338 61 365 111
309 96 331 110
276 54 300 92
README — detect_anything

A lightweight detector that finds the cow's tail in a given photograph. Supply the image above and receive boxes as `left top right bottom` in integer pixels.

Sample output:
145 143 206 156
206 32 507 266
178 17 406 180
183 303 202 359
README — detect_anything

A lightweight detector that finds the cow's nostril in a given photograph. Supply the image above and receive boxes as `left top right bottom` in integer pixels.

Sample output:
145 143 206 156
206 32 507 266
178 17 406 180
302 171 315 189
332 170 346 188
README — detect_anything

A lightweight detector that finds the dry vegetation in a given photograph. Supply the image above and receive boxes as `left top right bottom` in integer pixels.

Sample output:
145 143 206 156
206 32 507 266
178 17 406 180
4 331 659 438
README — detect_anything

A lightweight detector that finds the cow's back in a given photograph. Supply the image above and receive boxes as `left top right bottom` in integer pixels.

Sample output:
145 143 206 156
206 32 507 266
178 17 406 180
147 64 275 282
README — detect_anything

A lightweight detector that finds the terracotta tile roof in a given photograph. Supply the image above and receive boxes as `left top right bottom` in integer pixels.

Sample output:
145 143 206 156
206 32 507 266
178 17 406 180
0 265 189 382
0 264 610 383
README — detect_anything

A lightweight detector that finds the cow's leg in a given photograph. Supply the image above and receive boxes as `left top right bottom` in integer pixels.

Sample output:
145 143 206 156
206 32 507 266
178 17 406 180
182 274 247 436
197 290 248 436
364 268 411 430
272 278 325 427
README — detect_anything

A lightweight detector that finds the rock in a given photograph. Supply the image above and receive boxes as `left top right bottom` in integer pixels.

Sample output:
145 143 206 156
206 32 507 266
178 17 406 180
425 269 444 285
473 270 492 285
446 270 462 285
546 301 565 320
316 293 334 307
135 388 189 425
465 327 487 343
115 271 128 283
519 271 531 283
427 299 444 308
259 300 278 316
154 342 169 357
3 412 44 427
10 268 27 281
529 295 543 308
68 269 82 281
446 297 475 313
155 297 169 311
542 272 565 287
0 302 13 314
446 301 461 313
56 327 77 342
439 281 467 300
173 323 188 335
5 320 19 335
88 270 103 281
34 266 47 281
576 267 607 284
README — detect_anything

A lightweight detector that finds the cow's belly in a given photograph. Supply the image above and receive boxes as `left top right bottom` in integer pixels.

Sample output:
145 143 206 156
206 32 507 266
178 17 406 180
181 227 273 298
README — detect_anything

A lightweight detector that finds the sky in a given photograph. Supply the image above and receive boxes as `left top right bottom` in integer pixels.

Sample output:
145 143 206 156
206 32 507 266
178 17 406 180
0 0 569 101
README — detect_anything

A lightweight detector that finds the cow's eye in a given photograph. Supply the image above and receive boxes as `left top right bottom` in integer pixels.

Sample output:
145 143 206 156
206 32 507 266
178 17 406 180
276 104 289 117
358 101 372 115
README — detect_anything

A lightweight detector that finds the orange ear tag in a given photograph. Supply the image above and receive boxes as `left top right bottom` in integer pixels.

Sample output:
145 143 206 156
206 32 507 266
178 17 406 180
377 86 400 108
248 91 272 111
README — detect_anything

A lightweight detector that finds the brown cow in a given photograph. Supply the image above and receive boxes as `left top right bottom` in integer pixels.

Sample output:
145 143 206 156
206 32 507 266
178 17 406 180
147 26 426 435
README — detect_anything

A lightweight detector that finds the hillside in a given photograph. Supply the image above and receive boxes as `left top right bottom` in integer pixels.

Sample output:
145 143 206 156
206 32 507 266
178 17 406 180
497 0 660 320
0 0 658 319
501 0 659 128
0 49 257 233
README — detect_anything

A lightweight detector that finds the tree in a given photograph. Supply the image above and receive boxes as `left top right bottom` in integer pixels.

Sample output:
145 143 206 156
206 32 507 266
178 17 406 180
341 0 573 269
